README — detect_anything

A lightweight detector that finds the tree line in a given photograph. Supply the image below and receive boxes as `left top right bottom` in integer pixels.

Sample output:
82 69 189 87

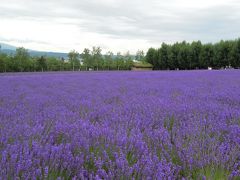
0 47 136 72
1 38 240 72
146 39 240 70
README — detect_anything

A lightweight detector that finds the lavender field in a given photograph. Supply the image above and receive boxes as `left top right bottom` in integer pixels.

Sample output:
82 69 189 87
0 70 240 179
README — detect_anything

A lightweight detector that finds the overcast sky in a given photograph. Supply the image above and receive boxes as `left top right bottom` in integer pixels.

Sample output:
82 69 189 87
0 0 240 54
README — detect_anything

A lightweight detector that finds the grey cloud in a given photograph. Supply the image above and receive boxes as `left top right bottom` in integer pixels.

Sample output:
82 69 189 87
0 36 49 45
1 0 240 48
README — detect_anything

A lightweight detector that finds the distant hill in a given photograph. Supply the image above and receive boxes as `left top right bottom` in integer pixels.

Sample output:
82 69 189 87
0 43 68 59
0 42 136 60
0 43 17 51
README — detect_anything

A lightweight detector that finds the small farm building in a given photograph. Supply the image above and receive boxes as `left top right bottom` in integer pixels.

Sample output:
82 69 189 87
131 61 153 71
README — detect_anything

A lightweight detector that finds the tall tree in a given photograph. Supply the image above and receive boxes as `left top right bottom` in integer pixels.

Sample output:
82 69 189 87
190 41 202 69
104 51 114 70
14 47 30 72
214 40 232 68
230 38 240 68
169 43 180 70
177 41 190 70
92 47 102 71
81 48 92 70
200 44 214 68
158 43 169 69
115 52 123 70
68 50 80 71
37 56 47 72
146 48 156 66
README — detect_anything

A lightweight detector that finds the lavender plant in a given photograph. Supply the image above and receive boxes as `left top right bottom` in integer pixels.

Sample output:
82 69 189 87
0 70 239 179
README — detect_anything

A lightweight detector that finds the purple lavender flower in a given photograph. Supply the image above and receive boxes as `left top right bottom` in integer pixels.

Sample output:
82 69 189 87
0 70 239 179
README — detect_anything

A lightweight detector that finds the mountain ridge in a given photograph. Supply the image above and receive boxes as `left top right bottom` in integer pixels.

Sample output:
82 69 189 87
0 42 136 60
0 42 68 59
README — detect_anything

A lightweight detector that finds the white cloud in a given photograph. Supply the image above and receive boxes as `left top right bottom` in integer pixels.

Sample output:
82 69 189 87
0 0 240 54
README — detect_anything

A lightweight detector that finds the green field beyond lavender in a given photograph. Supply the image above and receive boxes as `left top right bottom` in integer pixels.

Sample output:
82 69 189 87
0 70 240 179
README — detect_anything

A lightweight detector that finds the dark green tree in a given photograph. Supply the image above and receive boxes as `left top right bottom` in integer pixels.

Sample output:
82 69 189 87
0 53 8 72
230 38 240 68
168 43 179 70
92 47 102 71
190 41 202 69
200 44 214 68
14 47 30 72
46 57 62 71
37 56 47 72
177 41 190 70
158 43 169 69
146 48 156 65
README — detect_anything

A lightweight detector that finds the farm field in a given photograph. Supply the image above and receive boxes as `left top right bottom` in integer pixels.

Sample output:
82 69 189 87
0 70 240 179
